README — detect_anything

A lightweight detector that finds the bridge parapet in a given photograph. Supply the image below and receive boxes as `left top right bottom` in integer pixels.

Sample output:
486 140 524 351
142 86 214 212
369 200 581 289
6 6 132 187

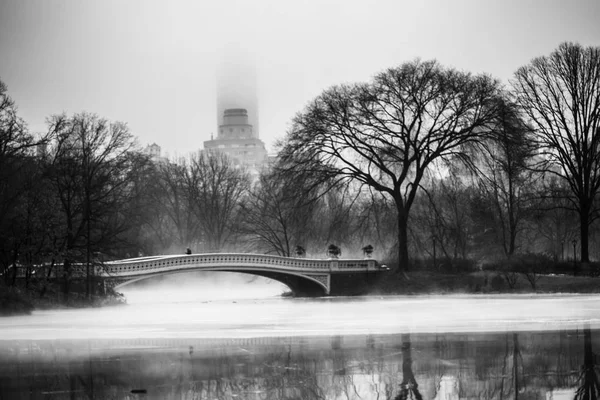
4 253 384 296
101 253 380 278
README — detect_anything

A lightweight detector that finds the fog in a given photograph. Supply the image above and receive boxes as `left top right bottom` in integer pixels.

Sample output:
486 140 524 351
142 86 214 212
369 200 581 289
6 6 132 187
118 271 288 304
1 1 598 155
2 294 600 342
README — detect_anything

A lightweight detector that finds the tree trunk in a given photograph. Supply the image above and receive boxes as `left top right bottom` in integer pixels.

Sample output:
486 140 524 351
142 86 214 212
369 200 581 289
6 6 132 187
580 201 590 263
513 333 519 400
396 203 410 272
63 258 71 297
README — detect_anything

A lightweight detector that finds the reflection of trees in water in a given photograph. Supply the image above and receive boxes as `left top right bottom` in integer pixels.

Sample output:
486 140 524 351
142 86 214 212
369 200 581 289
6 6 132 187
498 333 523 400
393 334 423 400
2 331 599 399
575 326 599 400
261 343 327 399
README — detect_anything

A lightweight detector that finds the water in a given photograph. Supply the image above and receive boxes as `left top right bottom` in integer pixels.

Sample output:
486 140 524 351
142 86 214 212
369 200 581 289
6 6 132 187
1 293 600 399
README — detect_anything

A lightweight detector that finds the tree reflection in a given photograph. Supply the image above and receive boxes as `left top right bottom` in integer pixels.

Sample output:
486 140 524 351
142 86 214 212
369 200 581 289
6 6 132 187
496 332 523 400
394 334 423 400
5 330 600 399
575 326 599 400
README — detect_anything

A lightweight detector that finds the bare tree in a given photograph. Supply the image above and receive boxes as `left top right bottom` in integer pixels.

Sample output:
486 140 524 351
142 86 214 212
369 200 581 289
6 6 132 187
0 79 50 282
142 152 249 254
0 79 36 169
353 188 398 260
45 112 137 298
472 100 536 257
148 160 202 252
187 151 250 251
278 59 501 272
530 177 579 260
239 172 315 256
416 175 474 263
512 42 600 263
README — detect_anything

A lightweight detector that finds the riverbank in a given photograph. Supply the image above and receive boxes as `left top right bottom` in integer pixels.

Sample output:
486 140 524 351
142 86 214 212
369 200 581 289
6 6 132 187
0 280 125 316
3 270 600 316
0 285 34 316
369 269 600 295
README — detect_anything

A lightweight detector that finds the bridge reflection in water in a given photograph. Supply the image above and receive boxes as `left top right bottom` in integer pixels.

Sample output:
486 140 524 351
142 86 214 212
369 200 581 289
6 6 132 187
0 327 597 399
99 253 386 296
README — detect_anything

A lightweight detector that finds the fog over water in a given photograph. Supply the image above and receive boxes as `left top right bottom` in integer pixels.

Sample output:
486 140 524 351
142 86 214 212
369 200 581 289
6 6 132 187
118 271 288 304
3 274 600 398
1 272 600 341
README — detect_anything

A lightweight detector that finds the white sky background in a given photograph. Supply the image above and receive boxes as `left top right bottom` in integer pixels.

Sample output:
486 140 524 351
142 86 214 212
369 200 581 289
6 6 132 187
1 0 599 156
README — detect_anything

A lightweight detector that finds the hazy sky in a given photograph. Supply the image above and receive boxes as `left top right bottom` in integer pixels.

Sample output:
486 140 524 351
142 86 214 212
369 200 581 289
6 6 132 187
1 0 599 156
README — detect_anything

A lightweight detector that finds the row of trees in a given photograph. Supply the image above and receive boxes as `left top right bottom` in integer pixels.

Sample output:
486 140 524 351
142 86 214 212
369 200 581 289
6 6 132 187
1 41 599 293
277 42 600 271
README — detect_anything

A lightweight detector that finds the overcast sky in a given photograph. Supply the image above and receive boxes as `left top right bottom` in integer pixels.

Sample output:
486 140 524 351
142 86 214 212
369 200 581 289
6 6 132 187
1 0 599 156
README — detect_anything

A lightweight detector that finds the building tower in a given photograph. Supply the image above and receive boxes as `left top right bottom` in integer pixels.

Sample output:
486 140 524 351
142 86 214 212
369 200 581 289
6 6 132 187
215 46 259 138
204 46 267 174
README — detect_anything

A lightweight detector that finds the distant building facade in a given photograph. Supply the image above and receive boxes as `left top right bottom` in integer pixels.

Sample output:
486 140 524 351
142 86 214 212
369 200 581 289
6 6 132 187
143 142 167 163
203 108 267 173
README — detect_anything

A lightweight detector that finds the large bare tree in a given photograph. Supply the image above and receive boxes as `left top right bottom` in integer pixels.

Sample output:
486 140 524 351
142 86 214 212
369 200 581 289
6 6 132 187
278 60 501 271
45 112 138 297
0 80 53 283
0 79 36 238
512 42 600 263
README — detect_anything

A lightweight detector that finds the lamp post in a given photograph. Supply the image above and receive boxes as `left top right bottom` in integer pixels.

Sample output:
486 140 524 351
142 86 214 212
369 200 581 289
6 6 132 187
572 240 577 263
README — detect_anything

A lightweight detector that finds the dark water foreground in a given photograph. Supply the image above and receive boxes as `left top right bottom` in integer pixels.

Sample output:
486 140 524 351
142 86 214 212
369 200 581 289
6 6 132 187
0 327 598 400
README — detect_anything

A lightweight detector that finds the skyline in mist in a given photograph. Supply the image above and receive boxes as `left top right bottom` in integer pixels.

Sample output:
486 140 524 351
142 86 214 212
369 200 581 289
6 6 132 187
1 0 599 156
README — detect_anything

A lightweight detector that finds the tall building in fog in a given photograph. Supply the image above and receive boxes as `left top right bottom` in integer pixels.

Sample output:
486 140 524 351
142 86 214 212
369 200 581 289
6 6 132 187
215 49 260 138
204 46 267 174
204 108 267 172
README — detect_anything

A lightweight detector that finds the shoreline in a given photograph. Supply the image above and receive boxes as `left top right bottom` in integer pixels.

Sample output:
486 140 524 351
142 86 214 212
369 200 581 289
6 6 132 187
3 269 600 316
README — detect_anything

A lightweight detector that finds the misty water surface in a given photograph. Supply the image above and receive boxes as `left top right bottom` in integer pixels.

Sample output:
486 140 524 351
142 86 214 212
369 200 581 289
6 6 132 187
2 273 600 399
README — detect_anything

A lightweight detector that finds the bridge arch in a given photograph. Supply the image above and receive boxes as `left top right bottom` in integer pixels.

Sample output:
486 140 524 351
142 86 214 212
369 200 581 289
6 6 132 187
112 267 329 297
99 253 382 297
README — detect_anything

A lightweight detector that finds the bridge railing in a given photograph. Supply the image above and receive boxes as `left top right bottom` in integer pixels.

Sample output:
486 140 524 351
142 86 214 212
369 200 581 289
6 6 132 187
4 254 384 280
3 261 107 280
101 253 381 277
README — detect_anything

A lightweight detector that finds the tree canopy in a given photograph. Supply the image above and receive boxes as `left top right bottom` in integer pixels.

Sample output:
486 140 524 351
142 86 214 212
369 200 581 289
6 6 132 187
512 42 600 262
278 59 503 270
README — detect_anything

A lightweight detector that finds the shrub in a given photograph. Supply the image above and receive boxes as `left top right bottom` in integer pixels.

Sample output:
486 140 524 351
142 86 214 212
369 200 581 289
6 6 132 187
327 244 341 258
413 257 478 274
490 274 505 291
0 284 34 316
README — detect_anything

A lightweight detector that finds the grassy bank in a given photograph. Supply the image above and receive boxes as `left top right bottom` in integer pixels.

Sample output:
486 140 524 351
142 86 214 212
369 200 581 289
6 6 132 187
0 280 126 316
3 266 600 316
0 284 34 316
369 269 600 295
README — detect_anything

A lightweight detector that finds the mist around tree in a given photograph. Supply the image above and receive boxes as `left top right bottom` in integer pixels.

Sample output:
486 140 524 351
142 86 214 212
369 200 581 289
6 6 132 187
277 42 600 275
1 41 600 306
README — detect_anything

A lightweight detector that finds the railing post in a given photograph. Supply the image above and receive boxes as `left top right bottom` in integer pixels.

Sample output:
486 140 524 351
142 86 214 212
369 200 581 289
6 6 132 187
329 259 339 272
367 260 376 272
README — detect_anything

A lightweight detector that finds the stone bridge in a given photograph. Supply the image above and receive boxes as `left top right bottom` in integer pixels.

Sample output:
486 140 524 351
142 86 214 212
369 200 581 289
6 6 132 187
99 253 386 296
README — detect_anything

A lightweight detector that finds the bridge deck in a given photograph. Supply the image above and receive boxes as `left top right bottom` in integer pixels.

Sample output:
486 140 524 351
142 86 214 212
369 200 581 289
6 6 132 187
4 253 385 296
100 253 380 278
